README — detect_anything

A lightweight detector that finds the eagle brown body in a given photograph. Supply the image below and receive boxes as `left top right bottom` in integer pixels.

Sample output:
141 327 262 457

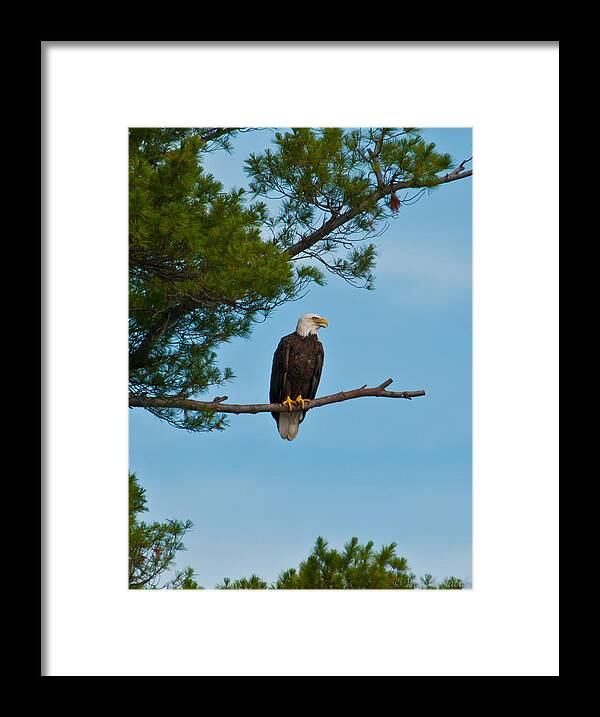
269 328 325 441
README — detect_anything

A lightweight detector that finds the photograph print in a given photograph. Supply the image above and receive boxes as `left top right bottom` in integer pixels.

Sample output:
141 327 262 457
128 127 472 590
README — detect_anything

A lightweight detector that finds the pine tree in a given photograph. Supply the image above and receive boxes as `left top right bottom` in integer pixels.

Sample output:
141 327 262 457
130 128 471 431
220 536 464 590
128 473 200 589
217 575 268 590
129 128 308 431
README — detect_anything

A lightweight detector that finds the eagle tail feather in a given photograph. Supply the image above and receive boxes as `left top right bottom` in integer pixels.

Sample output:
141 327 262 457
278 412 301 441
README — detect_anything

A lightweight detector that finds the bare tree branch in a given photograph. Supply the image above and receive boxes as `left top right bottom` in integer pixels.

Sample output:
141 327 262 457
446 157 472 179
129 379 426 415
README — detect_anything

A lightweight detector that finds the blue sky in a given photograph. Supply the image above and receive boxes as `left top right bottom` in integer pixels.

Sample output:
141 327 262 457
129 128 472 588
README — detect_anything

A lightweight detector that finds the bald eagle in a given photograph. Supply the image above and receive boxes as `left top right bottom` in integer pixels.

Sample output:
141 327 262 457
269 313 328 441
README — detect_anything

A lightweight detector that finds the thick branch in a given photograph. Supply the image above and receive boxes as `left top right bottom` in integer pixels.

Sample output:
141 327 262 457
129 298 197 371
286 169 472 259
129 379 425 415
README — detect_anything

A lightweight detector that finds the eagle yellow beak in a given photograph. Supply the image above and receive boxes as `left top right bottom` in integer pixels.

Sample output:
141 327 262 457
315 317 329 327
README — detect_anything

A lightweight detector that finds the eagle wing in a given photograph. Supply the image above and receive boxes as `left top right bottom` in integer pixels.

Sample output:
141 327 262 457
307 339 324 401
269 337 291 414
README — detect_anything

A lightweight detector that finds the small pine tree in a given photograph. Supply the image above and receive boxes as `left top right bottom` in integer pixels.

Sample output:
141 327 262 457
220 536 465 590
438 576 465 589
217 575 268 590
128 473 200 589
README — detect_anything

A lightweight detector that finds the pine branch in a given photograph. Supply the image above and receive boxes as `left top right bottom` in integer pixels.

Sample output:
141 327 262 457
129 379 426 415
285 169 472 259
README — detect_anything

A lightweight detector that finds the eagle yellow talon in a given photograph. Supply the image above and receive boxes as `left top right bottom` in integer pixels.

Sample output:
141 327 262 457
295 395 308 410
282 396 295 411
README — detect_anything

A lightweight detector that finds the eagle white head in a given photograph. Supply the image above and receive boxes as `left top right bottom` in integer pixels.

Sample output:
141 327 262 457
295 313 329 338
